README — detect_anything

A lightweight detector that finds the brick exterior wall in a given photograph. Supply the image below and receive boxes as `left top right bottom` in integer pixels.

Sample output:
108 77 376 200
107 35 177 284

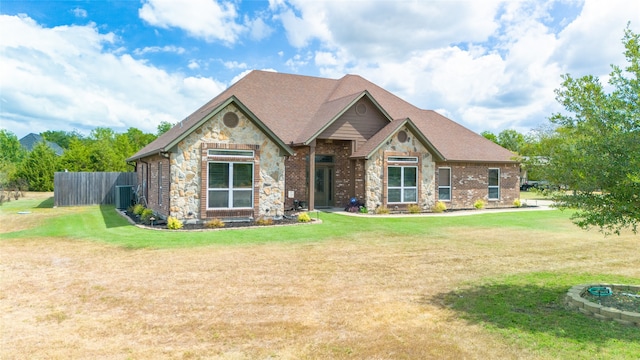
435 162 520 209
284 139 358 209
136 154 170 217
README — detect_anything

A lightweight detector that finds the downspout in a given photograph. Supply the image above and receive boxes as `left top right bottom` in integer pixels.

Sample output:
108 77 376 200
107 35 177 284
139 159 149 206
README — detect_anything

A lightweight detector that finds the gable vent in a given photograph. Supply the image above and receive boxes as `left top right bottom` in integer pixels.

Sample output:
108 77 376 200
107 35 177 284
223 112 239 128
397 130 408 143
355 102 367 115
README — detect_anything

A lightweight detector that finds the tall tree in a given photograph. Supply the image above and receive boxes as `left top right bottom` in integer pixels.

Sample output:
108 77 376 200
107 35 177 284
157 121 173 136
481 131 498 143
0 130 26 186
15 141 59 191
533 27 640 234
60 138 94 172
497 129 526 153
41 130 83 149
126 127 156 151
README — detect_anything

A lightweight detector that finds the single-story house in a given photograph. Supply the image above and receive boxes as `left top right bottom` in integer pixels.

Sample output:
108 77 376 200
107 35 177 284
127 70 519 222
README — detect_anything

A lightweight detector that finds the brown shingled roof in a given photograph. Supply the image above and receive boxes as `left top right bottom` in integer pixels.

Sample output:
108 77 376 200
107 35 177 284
128 70 516 163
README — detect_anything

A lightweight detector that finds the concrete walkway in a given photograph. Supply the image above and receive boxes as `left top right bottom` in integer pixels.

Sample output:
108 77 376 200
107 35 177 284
320 199 555 218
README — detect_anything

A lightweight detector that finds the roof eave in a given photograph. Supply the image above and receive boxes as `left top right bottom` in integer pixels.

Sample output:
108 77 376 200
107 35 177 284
163 96 294 157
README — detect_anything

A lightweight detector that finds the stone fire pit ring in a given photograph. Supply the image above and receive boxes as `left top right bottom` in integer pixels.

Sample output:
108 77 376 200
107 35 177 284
565 284 640 326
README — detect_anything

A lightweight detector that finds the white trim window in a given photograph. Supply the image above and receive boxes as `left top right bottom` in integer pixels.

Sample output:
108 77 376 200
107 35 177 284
387 166 418 203
488 168 500 200
438 167 451 201
207 162 254 209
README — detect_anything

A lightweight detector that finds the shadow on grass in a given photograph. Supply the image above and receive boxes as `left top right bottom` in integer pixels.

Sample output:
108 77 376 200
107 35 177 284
99 204 129 229
35 197 54 208
428 282 639 344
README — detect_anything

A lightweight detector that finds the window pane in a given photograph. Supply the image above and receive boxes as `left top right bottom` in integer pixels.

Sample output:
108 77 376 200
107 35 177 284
208 190 228 208
315 155 334 163
233 190 252 208
403 167 417 186
388 156 418 163
489 187 499 199
438 188 451 201
439 168 450 186
209 163 229 188
404 188 417 202
233 163 253 188
208 149 254 157
388 167 401 187
489 169 499 186
388 189 401 203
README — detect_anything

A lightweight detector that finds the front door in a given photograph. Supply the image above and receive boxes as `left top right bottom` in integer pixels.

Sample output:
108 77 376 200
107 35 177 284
314 166 334 208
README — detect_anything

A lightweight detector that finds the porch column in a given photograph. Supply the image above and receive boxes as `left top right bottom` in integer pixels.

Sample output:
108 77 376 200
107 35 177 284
308 140 315 211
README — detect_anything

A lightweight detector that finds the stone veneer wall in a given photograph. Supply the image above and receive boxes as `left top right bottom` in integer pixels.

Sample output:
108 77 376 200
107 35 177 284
435 162 520 209
169 103 286 222
364 127 436 211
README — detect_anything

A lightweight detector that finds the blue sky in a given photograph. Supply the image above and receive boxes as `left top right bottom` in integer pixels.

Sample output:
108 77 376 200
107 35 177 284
1 0 638 140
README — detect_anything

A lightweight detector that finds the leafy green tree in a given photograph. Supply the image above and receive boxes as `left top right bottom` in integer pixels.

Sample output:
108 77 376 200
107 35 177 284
126 127 156 151
41 130 83 149
0 130 26 187
481 129 528 154
533 27 640 234
15 141 60 191
481 131 498 143
157 121 173 136
60 138 94 172
497 129 526 153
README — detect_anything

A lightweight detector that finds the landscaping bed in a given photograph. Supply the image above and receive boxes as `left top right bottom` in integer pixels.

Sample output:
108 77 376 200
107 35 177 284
121 208 312 230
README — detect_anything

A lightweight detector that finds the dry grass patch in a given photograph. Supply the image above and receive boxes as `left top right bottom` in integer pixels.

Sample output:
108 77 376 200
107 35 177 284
1 209 639 359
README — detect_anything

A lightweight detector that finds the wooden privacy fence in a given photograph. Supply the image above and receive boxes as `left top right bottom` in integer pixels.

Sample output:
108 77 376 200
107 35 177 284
54 172 137 207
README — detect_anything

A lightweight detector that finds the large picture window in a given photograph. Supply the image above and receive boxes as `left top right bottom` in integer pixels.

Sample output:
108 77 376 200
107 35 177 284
387 166 417 203
438 167 451 201
488 168 500 200
207 162 253 209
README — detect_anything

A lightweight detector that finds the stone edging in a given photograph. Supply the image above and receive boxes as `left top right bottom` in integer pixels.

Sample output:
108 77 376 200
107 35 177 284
565 284 640 327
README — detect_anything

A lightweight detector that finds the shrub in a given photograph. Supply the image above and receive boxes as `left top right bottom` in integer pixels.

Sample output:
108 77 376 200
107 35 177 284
256 216 274 226
375 206 390 215
298 212 311 222
474 199 486 210
167 216 183 230
432 201 447 213
133 203 145 216
140 208 155 224
205 218 225 228
407 204 421 214
513 198 522 208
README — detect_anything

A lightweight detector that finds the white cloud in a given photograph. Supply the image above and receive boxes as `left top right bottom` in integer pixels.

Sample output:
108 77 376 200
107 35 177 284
133 45 186 56
72 7 88 18
138 0 244 44
187 60 200 70
272 0 638 133
553 0 639 77
223 60 248 70
245 15 273 41
0 14 226 138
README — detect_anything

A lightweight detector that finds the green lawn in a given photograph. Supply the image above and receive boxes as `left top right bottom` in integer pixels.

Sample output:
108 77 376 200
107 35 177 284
2 195 573 248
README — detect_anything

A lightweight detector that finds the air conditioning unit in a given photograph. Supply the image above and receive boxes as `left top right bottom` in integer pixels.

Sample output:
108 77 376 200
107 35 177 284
115 185 133 210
